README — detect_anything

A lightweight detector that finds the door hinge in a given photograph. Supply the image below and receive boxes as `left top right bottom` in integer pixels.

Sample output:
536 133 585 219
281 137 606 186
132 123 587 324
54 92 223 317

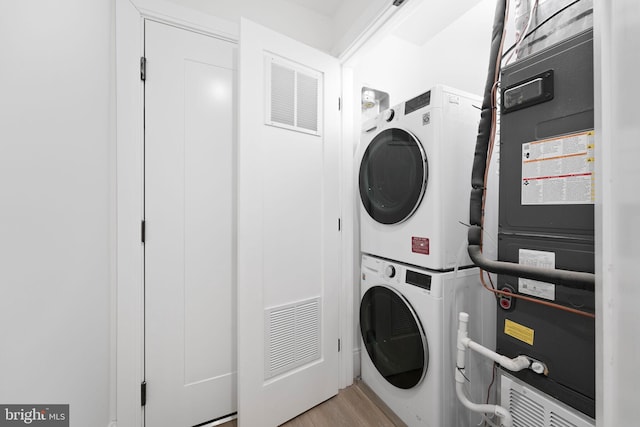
140 57 147 81
338 97 341 111
141 220 146 243
141 381 147 406
338 339 341 352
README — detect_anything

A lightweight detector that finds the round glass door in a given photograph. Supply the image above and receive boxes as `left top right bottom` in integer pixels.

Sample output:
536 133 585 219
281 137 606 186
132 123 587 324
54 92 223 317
360 285 428 389
359 128 428 224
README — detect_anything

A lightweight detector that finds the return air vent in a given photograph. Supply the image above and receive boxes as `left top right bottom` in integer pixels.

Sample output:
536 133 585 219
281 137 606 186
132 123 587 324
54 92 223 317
500 374 594 427
509 388 545 426
266 54 321 135
264 297 321 379
270 63 295 127
550 412 581 427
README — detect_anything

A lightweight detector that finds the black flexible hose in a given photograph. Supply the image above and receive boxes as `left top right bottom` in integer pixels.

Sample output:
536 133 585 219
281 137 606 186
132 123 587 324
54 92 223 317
467 0 595 292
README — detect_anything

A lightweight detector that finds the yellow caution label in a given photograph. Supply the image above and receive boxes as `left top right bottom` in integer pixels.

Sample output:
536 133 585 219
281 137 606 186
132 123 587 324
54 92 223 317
504 319 535 346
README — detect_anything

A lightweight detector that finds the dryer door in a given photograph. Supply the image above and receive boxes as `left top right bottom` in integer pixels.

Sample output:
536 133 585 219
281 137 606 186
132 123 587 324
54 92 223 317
360 285 428 389
359 128 428 224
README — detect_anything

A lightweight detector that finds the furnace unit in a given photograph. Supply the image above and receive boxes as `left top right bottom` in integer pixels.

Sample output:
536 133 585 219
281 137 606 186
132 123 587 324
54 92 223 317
497 28 595 418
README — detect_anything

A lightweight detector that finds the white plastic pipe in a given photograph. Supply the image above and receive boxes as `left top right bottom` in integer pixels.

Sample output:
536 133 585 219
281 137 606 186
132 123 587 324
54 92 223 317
456 312 519 427
466 340 531 372
457 312 531 372
456 381 513 427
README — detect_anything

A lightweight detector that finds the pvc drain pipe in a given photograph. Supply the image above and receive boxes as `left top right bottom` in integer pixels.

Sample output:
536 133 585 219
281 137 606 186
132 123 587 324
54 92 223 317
455 381 512 427
455 311 535 427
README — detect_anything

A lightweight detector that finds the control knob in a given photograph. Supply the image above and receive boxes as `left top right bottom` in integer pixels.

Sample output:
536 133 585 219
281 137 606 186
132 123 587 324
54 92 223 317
384 265 396 278
383 109 395 122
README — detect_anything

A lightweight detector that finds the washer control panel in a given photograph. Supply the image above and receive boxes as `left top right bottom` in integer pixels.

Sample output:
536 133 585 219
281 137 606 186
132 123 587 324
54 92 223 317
361 254 433 291
405 269 432 291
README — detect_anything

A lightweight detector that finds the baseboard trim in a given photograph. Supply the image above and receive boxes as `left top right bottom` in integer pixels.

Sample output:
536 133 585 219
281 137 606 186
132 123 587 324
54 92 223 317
353 348 361 378
354 378 407 427
197 413 238 427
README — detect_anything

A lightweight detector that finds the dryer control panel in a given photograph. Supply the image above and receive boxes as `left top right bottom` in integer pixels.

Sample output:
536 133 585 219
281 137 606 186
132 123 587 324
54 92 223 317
405 90 431 115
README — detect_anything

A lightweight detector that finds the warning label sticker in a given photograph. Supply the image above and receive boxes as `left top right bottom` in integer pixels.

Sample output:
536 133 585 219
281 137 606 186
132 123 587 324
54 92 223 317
504 319 535 346
518 249 556 301
521 130 595 205
412 237 430 255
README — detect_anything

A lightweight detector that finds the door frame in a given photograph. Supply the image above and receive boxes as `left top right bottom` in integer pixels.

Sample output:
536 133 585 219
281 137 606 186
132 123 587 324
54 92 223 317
115 1 355 426
115 1 238 426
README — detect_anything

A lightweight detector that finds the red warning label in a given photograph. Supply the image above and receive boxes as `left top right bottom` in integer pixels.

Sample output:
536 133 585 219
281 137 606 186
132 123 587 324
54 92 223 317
412 237 430 255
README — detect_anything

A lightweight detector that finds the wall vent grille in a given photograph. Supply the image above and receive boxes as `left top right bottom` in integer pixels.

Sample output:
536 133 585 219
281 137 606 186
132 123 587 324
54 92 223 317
264 297 321 379
270 63 295 127
295 72 318 132
266 54 321 136
500 374 594 427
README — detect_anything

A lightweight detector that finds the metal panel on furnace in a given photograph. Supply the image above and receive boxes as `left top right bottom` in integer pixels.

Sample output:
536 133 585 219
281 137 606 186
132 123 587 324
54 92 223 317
497 29 595 418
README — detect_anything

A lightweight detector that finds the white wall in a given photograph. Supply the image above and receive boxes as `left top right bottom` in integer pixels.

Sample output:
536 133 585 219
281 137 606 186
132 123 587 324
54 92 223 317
0 1 114 426
595 0 640 425
351 0 495 106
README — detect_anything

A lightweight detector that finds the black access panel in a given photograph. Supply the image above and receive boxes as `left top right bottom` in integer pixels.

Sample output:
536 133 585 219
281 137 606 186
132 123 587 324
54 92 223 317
497 29 595 418
499 29 595 239
497 235 595 417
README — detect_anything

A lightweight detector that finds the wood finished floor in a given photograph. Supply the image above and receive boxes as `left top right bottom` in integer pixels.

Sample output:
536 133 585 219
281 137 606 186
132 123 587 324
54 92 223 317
219 381 405 427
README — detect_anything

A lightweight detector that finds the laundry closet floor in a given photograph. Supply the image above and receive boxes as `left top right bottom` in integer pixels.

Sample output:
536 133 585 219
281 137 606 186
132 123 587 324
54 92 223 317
220 380 405 426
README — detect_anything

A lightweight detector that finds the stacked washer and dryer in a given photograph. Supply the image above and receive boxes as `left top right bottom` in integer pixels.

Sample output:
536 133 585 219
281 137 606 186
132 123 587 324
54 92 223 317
357 86 495 427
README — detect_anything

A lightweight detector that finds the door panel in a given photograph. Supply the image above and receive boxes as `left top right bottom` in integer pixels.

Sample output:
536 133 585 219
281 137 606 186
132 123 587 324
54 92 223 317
237 18 341 427
359 285 428 389
358 128 428 225
145 20 236 427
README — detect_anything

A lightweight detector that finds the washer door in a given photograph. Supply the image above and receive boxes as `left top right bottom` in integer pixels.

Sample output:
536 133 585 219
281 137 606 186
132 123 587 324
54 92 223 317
360 285 428 389
359 128 428 224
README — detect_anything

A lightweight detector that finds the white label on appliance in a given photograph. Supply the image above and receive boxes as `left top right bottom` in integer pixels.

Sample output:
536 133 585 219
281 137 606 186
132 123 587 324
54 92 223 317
518 249 556 301
521 131 595 205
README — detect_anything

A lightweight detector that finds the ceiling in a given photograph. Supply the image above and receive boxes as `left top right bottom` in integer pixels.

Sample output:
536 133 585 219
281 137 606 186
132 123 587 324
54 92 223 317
283 0 346 17
283 0 486 50
392 0 483 45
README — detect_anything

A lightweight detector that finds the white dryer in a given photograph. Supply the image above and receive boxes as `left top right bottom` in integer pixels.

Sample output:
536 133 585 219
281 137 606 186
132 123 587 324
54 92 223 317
357 85 480 270
359 254 495 427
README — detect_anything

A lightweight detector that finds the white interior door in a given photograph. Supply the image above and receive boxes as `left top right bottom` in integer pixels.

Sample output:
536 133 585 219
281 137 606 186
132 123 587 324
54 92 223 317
237 18 341 427
144 20 237 427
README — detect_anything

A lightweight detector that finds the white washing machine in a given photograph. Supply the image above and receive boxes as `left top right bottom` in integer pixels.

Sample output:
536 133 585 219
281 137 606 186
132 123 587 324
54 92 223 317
357 85 481 270
359 254 495 427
